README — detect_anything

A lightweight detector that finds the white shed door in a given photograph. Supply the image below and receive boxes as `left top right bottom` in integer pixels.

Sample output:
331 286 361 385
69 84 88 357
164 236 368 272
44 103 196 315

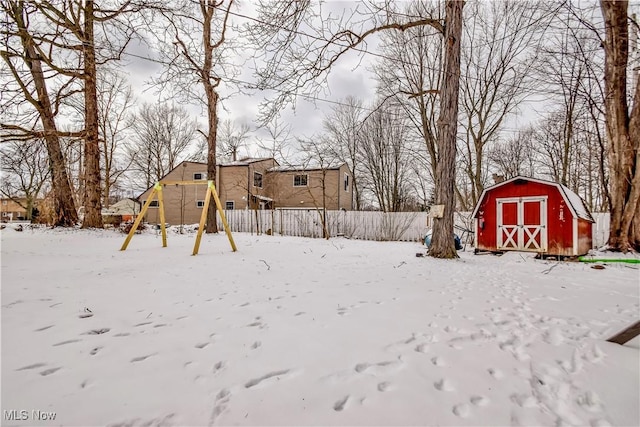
497 197 547 252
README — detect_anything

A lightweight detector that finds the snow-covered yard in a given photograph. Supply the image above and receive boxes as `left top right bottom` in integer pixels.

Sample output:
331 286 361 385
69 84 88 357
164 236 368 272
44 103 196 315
1 226 639 426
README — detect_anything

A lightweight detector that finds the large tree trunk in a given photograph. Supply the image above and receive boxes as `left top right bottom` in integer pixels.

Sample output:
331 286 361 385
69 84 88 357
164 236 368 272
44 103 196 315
429 0 464 259
12 1 78 226
81 0 103 228
206 88 219 234
202 1 220 234
600 0 640 252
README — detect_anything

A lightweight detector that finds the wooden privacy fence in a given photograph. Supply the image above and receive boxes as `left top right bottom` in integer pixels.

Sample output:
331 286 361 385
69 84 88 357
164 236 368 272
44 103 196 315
214 209 610 247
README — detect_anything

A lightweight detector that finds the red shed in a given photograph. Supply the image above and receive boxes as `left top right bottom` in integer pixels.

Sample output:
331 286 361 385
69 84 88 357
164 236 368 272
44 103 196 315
472 176 594 257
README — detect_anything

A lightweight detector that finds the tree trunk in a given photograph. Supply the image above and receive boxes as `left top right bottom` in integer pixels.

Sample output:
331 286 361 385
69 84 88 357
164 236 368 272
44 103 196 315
601 0 640 252
12 1 78 226
205 88 219 233
81 0 103 228
429 0 464 259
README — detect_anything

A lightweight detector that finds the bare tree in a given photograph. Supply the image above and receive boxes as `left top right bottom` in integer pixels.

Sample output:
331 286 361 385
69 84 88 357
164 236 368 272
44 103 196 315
297 137 340 239
358 103 415 212
256 116 294 164
250 0 462 258
600 0 640 252
457 0 546 210
1 0 79 226
126 102 198 190
0 139 50 220
96 69 135 208
154 0 236 233
429 0 464 258
321 96 365 210
488 127 539 180
216 119 251 162
373 1 443 184
33 0 148 227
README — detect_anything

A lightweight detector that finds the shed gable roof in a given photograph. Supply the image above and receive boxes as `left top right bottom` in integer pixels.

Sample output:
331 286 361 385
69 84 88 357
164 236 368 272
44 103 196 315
471 176 594 222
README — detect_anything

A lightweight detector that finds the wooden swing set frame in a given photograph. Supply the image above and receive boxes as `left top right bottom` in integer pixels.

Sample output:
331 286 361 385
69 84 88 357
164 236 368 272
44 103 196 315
120 180 237 255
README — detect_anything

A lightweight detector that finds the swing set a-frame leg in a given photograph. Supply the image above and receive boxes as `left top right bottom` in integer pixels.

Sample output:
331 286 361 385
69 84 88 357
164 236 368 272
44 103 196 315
192 180 237 255
121 183 167 251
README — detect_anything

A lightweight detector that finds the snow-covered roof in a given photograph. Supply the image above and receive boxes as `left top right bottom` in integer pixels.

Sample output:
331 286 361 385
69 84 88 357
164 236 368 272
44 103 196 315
268 163 344 172
472 176 594 222
558 184 592 221
103 198 141 215
221 157 274 166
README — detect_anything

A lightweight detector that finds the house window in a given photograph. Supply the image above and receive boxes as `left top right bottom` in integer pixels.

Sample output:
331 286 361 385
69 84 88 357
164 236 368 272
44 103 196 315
294 174 308 187
253 172 263 188
146 200 159 207
193 172 206 180
344 173 350 191
225 201 235 210
196 200 205 208
2 200 7 205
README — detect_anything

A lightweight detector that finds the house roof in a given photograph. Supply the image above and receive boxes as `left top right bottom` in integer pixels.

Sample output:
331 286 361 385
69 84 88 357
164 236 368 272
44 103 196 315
268 163 345 172
105 198 141 215
471 176 594 222
221 157 275 166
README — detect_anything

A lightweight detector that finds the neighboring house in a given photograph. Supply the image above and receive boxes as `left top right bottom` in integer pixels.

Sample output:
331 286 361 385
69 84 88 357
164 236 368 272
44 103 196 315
1 197 34 221
267 164 353 211
137 159 354 225
104 198 142 222
218 158 279 210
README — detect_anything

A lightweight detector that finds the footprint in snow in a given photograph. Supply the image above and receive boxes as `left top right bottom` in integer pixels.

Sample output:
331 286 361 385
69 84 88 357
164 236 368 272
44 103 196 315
414 343 429 353
452 403 471 418
213 361 226 374
244 369 292 388
510 393 537 408
431 356 446 367
130 354 155 363
487 368 504 380
17 363 47 371
40 367 62 376
377 382 393 392
470 395 490 407
251 341 261 349
210 389 231 425
195 342 210 349
83 328 110 335
355 359 403 376
134 321 152 327
434 378 455 391
34 325 55 332
333 395 350 411
53 339 82 346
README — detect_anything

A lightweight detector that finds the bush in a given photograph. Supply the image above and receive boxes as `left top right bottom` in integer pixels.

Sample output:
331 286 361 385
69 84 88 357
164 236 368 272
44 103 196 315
121 222 146 234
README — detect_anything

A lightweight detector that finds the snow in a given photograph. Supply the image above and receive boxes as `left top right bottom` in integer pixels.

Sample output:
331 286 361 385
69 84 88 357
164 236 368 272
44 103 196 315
2 226 639 427
558 184 593 222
